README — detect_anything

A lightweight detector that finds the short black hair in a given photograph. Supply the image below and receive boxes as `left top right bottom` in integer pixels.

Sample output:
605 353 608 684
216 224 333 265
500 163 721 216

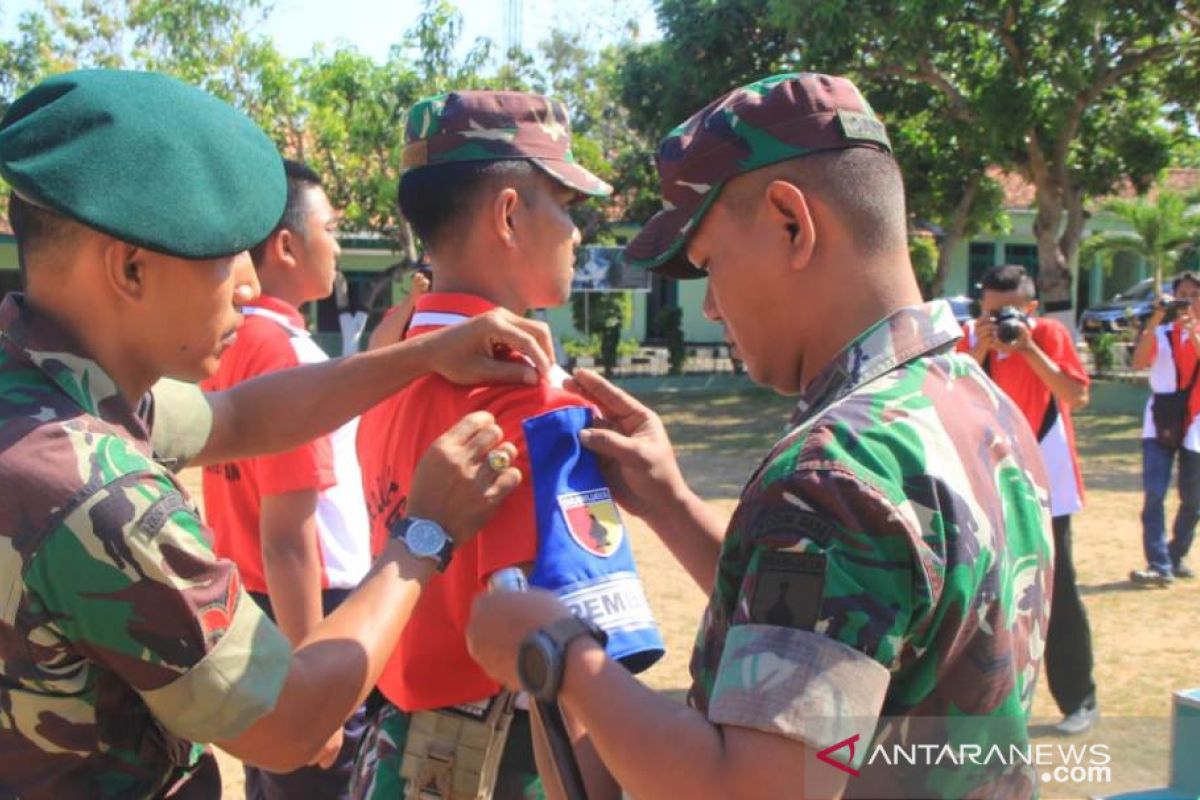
8 192 81 276
1173 271 1200 292
250 159 324 266
980 264 1037 300
722 148 909 258
399 159 537 249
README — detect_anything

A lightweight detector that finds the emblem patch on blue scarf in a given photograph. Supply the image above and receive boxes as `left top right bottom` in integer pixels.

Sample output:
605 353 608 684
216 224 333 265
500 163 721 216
557 488 624 557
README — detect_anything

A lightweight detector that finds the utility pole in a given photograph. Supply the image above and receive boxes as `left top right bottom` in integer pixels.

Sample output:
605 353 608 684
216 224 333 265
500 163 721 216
504 0 523 68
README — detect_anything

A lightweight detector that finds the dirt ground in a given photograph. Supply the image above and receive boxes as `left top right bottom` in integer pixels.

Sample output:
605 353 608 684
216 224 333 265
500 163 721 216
191 388 1197 799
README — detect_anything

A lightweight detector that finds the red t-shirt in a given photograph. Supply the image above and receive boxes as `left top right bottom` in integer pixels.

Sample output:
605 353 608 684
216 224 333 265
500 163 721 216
356 293 593 711
958 315 1087 516
201 296 337 594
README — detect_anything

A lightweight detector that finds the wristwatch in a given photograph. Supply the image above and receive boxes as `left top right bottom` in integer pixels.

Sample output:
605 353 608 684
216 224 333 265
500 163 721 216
389 517 454 571
517 615 608 703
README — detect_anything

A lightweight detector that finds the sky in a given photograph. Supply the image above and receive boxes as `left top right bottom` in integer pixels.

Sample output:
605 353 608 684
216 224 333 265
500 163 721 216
0 0 660 63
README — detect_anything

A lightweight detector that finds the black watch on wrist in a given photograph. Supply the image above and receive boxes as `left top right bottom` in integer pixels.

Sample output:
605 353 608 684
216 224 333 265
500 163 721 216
517 615 608 703
388 516 454 571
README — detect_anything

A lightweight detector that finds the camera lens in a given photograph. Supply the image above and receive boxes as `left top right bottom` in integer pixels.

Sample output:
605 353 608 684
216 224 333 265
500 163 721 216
997 320 1022 344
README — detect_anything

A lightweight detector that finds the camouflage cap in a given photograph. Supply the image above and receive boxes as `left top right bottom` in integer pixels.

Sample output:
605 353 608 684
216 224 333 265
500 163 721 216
626 72 893 280
401 90 612 198
0 69 285 260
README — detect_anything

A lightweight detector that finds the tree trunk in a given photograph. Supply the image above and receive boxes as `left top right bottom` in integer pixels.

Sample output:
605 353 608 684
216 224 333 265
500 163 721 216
1032 192 1073 311
930 171 982 298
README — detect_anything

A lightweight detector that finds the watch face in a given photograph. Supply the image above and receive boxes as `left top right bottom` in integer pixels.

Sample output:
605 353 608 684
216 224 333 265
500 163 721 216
406 520 446 556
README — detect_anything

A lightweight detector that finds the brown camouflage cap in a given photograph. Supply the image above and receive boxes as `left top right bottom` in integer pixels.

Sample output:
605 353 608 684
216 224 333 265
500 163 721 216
401 90 612 198
626 72 893 279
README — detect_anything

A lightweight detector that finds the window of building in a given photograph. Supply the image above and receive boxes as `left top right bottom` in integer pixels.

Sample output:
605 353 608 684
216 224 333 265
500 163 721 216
967 242 995 297
1003 244 1039 282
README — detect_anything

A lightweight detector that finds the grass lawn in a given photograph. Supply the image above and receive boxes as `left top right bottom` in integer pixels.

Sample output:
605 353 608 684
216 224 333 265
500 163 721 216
197 387 1196 799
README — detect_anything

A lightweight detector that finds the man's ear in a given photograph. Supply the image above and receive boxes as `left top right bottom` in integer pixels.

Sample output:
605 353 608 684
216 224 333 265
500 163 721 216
104 241 148 303
270 229 297 270
491 187 520 247
764 179 815 272
1026 299 1040 316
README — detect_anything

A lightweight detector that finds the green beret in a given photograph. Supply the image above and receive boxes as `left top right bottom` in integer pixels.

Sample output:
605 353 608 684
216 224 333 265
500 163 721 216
0 69 286 259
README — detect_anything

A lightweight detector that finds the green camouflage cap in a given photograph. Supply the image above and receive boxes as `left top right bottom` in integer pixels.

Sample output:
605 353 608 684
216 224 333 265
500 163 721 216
0 69 286 259
627 72 893 279
402 90 612 197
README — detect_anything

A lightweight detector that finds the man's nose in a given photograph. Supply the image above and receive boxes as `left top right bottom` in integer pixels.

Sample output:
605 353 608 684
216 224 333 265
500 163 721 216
232 252 260 305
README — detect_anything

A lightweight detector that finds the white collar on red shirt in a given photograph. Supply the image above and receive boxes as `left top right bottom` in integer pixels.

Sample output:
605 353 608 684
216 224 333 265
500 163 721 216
407 292 569 385
406 293 498 337
242 295 310 338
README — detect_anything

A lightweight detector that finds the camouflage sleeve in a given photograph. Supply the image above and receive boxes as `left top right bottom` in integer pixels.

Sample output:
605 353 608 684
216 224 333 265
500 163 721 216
23 461 291 743
148 378 214 472
707 468 932 759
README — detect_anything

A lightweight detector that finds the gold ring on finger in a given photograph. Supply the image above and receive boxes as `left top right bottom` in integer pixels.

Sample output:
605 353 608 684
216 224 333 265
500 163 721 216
487 449 512 472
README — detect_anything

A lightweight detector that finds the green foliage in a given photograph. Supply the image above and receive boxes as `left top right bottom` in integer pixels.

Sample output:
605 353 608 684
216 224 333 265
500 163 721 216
562 335 601 358
1090 332 1120 374
655 305 686 376
571 291 633 374
761 0 1200 306
1079 189 1200 291
908 234 938 298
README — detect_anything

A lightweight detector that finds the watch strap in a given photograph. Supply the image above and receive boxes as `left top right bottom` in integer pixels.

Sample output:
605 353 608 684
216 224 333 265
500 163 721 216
541 615 609 652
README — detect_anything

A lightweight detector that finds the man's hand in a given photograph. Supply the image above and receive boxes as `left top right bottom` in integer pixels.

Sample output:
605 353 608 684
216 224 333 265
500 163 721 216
411 269 431 299
967 312 997 365
566 368 688 520
418 308 555 386
310 727 343 770
408 411 522 546
466 590 577 689
995 317 1033 356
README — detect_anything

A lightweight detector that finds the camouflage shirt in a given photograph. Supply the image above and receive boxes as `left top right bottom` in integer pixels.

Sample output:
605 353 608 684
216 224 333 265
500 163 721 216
689 301 1053 799
0 293 291 799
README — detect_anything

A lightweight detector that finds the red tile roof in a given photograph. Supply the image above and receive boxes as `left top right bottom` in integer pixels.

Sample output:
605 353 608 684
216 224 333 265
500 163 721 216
991 166 1200 209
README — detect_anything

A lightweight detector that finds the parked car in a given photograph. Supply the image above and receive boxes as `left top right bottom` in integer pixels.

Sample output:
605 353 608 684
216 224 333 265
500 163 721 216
1078 278 1156 341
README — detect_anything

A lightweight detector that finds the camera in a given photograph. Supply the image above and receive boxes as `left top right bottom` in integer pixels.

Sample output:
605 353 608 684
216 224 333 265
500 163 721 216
992 306 1028 344
1159 298 1191 311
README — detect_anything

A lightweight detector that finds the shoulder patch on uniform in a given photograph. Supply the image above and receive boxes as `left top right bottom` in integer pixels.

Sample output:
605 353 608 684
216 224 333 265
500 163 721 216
749 549 826 630
138 493 190 537
748 506 840 547
197 568 240 646
557 488 624 558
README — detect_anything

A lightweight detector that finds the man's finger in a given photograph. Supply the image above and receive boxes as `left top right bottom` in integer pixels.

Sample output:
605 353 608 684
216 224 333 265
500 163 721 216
443 411 497 443
572 368 647 420
461 425 505 458
484 467 523 501
473 440 517 470
473 355 541 386
492 313 554 377
579 427 639 460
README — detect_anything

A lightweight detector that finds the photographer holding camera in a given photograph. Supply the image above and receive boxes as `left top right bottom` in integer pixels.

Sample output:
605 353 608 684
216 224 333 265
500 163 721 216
960 263 1097 735
1129 271 1200 587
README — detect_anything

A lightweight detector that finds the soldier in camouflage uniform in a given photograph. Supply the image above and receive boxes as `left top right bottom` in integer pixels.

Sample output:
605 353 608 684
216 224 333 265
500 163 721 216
466 73 1054 799
0 69 554 798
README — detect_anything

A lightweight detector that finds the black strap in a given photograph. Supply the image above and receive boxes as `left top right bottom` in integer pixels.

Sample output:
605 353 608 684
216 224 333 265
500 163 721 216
1165 328 1200 393
980 330 1057 443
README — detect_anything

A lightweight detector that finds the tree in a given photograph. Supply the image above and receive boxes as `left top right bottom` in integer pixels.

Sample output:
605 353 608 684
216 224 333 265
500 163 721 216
616 0 1000 292
868 80 1007 298
1079 189 1200 293
767 0 1200 309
